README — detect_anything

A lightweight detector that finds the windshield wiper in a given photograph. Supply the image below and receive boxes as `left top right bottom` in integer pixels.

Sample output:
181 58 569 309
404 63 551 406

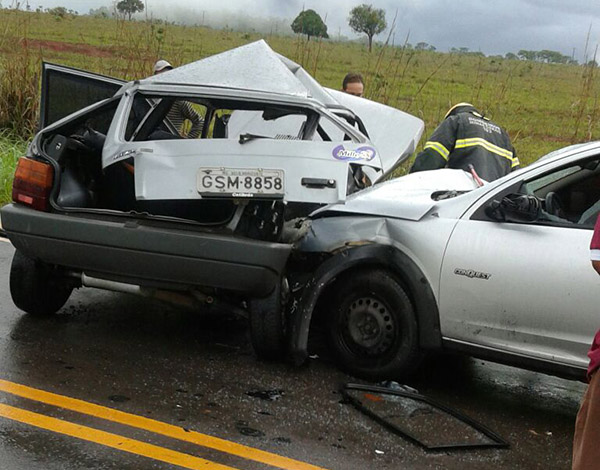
239 133 269 144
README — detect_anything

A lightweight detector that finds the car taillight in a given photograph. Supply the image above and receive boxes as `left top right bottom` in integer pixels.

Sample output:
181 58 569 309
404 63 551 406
12 157 54 211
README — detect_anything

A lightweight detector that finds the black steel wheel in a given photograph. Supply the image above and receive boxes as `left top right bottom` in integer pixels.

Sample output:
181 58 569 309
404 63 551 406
327 269 421 381
9 250 73 316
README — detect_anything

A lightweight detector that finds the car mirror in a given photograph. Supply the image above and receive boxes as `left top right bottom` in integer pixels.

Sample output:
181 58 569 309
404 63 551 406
485 193 541 223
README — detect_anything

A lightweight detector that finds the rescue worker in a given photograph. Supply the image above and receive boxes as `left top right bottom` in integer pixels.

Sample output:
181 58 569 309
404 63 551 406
410 103 518 182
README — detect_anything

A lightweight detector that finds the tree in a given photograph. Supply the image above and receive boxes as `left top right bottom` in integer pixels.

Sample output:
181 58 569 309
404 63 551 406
116 0 143 21
518 49 537 61
291 9 328 41
348 4 387 52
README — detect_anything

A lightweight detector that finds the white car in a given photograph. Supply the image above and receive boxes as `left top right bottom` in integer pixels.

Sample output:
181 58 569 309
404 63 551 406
288 145 600 381
2 40 423 362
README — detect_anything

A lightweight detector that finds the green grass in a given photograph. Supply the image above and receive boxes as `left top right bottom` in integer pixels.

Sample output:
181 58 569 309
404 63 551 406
0 131 26 205
1 9 600 197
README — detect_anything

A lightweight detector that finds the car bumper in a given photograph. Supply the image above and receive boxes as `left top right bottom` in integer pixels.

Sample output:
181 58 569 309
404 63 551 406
1 204 291 297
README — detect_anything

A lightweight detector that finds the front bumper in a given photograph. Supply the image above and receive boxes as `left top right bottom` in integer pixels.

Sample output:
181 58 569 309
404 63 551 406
1 204 291 297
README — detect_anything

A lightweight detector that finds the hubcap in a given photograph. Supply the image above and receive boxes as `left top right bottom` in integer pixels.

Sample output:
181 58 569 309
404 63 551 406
345 296 396 356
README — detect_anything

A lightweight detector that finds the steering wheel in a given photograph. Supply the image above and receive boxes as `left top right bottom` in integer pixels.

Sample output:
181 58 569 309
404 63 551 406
545 191 565 218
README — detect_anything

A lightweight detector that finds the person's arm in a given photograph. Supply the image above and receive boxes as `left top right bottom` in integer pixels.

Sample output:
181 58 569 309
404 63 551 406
410 117 458 173
180 102 204 139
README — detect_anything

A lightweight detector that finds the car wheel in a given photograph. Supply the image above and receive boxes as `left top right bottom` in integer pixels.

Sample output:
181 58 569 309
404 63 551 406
9 250 73 316
327 269 421 381
248 283 285 360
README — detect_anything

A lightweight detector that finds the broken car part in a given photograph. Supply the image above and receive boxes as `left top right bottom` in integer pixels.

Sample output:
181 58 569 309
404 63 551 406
341 383 509 451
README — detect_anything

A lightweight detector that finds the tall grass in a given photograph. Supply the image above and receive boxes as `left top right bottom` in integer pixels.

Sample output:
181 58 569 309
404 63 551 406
2 9 600 167
0 130 26 205
0 13 40 137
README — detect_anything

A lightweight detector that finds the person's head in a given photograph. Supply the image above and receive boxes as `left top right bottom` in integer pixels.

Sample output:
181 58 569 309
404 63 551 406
342 72 364 97
444 102 479 119
153 59 173 75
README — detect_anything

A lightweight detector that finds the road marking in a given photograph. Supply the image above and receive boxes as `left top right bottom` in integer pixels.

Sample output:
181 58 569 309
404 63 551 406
0 379 328 470
0 403 237 470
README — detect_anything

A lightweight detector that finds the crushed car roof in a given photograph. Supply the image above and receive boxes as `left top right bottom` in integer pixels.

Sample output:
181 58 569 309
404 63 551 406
140 40 336 104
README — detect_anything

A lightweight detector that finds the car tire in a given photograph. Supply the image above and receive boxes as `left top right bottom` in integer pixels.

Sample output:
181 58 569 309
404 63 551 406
327 269 421 381
9 250 73 316
248 283 285 360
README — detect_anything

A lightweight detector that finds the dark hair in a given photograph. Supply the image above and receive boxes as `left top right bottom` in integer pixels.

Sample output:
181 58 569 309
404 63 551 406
343 72 364 90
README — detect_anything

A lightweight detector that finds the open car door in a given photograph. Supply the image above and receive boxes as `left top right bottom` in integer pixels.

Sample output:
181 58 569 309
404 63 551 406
40 62 125 129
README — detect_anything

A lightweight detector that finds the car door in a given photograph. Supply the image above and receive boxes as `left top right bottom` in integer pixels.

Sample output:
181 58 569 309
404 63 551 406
40 62 124 129
439 156 600 369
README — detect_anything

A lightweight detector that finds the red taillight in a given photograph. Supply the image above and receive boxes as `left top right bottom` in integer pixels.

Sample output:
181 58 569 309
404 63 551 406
12 157 54 211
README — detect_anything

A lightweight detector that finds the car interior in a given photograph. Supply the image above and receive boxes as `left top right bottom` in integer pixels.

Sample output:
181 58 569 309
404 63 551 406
523 157 600 226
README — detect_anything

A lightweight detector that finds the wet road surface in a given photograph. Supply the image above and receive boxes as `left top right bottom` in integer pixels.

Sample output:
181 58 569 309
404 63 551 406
0 240 586 469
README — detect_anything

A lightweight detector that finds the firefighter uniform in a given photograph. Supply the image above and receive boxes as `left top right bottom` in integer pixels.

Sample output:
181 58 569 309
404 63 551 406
410 103 519 182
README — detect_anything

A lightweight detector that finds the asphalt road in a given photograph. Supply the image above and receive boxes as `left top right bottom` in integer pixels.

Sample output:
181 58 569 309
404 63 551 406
0 240 586 469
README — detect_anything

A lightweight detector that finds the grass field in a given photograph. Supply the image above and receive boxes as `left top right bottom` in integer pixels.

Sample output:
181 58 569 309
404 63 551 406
1 9 600 204
0 130 26 205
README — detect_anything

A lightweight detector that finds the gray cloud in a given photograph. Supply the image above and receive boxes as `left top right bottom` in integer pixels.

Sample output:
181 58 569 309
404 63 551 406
25 0 600 60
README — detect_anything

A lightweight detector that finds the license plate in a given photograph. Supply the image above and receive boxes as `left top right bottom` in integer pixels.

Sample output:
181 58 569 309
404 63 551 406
197 167 284 198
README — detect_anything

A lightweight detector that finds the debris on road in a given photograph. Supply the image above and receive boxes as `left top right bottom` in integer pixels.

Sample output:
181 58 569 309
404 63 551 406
341 383 509 451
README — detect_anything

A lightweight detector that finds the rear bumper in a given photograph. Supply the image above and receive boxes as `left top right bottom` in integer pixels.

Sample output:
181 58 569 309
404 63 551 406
1 204 291 296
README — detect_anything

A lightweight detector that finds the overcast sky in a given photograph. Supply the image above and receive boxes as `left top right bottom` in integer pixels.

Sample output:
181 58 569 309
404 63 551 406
16 0 600 61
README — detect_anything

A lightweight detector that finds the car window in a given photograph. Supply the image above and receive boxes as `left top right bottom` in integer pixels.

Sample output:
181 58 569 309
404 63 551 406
83 99 120 135
126 94 323 142
522 158 600 227
41 65 122 128
314 116 350 142
525 166 581 194
43 96 120 138
126 95 207 141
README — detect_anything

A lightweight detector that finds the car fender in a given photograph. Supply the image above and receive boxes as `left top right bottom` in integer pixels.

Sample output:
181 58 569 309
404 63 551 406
288 243 441 365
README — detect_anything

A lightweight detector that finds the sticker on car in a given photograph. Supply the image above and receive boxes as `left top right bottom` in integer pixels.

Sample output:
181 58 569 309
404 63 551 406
197 167 284 198
332 145 376 162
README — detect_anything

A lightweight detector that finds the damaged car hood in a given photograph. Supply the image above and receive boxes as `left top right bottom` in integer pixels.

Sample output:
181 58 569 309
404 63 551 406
312 169 482 220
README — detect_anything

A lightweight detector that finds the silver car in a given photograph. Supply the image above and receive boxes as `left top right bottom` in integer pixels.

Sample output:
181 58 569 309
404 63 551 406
1 40 423 361
288 143 600 381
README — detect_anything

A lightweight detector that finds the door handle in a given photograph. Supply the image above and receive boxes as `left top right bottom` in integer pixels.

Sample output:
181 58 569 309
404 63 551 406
301 178 336 189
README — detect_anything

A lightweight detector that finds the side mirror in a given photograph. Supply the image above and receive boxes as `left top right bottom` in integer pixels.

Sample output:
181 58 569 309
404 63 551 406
485 193 541 223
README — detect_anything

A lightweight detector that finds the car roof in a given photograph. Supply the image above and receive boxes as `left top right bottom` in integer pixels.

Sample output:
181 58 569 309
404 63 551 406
135 40 338 106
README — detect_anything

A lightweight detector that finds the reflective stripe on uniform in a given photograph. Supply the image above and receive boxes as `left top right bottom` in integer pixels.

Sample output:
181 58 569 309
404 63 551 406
423 141 450 160
455 137 516 164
